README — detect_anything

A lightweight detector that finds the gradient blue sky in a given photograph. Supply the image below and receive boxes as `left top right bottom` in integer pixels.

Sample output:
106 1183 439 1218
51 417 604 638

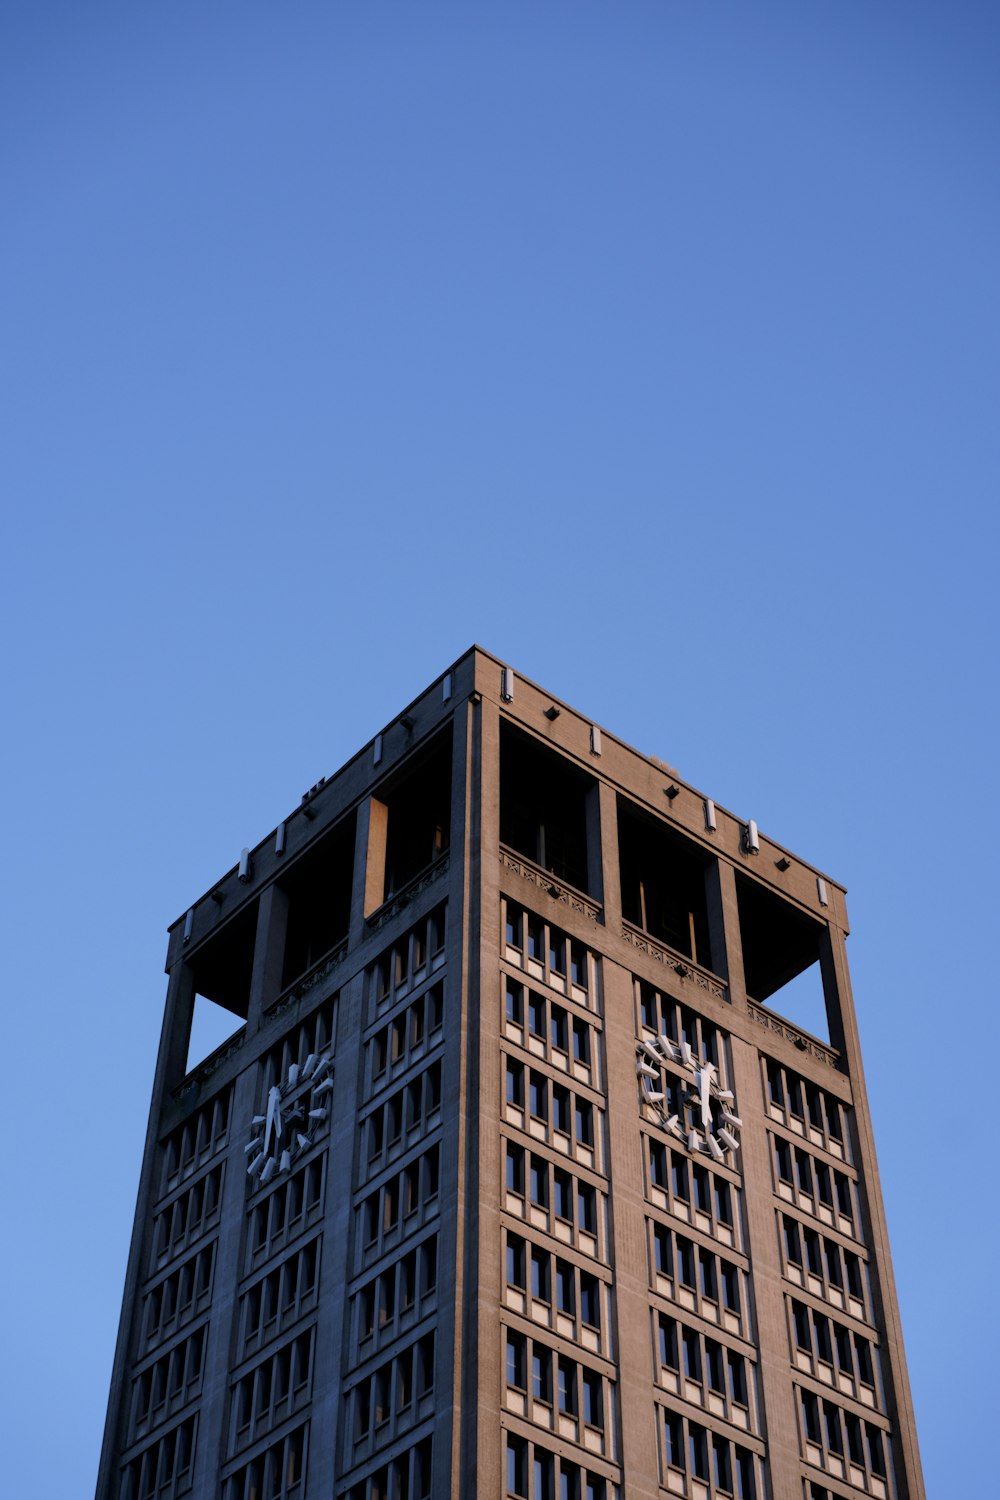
2 4 997 1494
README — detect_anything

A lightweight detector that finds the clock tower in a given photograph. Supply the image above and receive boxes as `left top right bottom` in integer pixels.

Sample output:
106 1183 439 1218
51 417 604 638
97 647 925 1500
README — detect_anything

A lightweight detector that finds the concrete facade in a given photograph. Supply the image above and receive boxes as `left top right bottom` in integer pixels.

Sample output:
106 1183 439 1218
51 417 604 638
98 648 925 1500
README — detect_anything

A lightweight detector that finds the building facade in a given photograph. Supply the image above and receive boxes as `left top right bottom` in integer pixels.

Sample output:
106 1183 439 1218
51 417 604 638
97 648 925 1500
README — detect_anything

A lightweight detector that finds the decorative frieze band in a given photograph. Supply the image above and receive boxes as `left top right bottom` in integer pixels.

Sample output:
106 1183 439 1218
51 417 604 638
267 941 348 1021
621 922 728 1002
367 853 451 932
747 999 840 1068
173 1026 246 1100
498 847 601 921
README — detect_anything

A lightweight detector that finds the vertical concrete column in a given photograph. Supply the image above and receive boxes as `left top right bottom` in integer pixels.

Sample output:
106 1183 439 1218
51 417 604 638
601 959 661 1497
726 1042 802 1499
590 780 622 931
193 1063 257 1493
95 954 197 1498
820 928 926 1500
715 861 803 1500
440 699 476 1499
349 795 388 944
705 859 745 1000
246 882 288 1031
471 694 504 1500
308 965 367 1498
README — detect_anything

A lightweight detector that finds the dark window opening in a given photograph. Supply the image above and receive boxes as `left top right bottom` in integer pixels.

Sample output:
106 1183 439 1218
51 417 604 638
185 900 257 1074
500 722 593 894
382 729 453 900
280 812 355 988
736 874 830 1042
617 797 712 966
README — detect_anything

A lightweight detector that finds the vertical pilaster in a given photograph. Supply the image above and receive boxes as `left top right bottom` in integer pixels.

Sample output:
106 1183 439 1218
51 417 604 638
308 965 366 1499
472 693 503 1498
438 698 476 1497
602 959 661 1497
350 795 388 944
95 955 197 1499
591 781 622 931
705 859 745 1001
717 870 803 1500
246 882 288 1030
820 927 926 1500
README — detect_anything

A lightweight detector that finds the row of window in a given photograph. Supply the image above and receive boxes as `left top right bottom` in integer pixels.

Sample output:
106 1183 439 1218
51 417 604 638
120 1416 196 1500
504 1232 609 1353
354 1235 438 1351
505 1330 614 1453
341 1434 432 1500
799 1390 889 1489
650 1220 748 1336
504 1057 601 1169
358 1144 440 1261
780 1214 869 1320
764 1058 849 1161
367 982 444 1094
363 1060 442 1178
660 1407 759 1499
231 1328 313 1453
637 981 725 1073
248 1158 324 1269
351 1333 435 1446
504 1141 606 1258
504 903 596 1008
142 1245 214 1351
645 1135 739 1248
773 1137 857 1236
160 1088 231 1196
504 979 601 1087
223 1422 305 1500
505 1434 614 1500
260 993 338 1096
790 1298 880 1405
131 1326 205 1440
370 905 446 1011
152 1165 224 1270
239 1238 320 1361
654 1312 755 1431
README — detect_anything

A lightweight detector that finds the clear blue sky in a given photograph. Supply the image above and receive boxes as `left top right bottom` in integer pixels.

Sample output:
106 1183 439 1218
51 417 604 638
2 4 996 1494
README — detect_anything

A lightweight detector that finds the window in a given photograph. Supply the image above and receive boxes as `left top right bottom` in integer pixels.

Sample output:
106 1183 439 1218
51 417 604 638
153 1165 224 1267
122 1416 197 1500
369 905 447 1007
507 1332 526 1390
507 1234 526 1291
506 1435 527 1498
240 1239 320 1357
160 1087 232 1194
143 1245 215 1349
533 1348 553 1404
232 1330 313 1448
503 902 598 1007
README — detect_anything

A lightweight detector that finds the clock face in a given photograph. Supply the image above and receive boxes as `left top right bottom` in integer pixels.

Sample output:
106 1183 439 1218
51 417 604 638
637 1035 741 1162
245 1048 333 1185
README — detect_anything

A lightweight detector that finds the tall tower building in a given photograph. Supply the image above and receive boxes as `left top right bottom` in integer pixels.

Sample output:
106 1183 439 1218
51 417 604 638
98 648 924 1500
